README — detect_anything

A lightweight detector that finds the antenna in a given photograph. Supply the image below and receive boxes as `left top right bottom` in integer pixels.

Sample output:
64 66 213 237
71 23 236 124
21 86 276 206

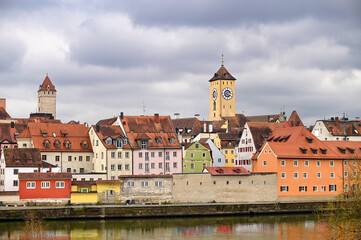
142 101 146 116
221 52 224 66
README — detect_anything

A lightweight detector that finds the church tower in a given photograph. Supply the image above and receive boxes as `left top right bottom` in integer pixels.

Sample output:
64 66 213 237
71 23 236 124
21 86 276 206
38 74 56 118
209 58 236 121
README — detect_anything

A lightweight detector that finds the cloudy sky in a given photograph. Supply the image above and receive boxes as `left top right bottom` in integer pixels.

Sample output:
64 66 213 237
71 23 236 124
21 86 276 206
0 0 360 126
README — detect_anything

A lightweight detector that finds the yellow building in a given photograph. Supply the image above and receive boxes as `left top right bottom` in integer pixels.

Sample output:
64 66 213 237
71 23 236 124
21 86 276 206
71 180 122 204
214 132 239 167
209 60 236 121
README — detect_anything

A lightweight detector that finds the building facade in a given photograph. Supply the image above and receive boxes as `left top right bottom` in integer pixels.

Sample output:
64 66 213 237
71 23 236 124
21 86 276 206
183 141 212 173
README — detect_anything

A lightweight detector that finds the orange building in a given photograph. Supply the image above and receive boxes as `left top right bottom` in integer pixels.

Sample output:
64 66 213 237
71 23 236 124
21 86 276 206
253 126 344 201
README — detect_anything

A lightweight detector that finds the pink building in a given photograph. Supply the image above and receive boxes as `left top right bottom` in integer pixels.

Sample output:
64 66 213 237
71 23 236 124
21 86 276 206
122 114 182 175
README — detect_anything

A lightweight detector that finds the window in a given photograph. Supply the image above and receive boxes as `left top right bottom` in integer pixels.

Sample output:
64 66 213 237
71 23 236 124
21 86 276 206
159 162 163 169
139 163 143 170
127 181 134 187
353 160 357 166
118 152 122 159
166 152 170 160
344 171 348 177
80 168 84 173
111 164 115 171
151 152 155 158
151 163 155 169
225 150 228 154
280 186 289 192
313 186 318 192
281 172 286 179
191 163 195 169
281 160 285 167
145 163 149 173
13 169 18 175
145 152 149 161
155 181 163 187
294 172 299 179
13 180 18 187
173 162 177 168
55 156 60 162
156 138 162 144
68 156 72 161
294 160 298 167
115 138 122 148
202 153 206 158
141 181 149 187
41 181 50 188
170 138 175 144
345 184 349 191
303 172 308 179
141 140 148 149
329 184 336 192
42 155 47 161
54 141 60 149
118 164 122 170
231 150 234 154
354 171 357 177
139 152 143 158
26 182 36 189
173 152 177 157
56 181 65 188
299 186 307 192
96 140 99 146
330 160 334 167
86 156 90 161
111 152 115 158
263 160 267 166
158 152 162 157
316 161 321 167
190 153 194 158
125 164 129 170
165 162 170 172
65 141 71 149
79 156 83 162
344 160 348 166
101 152 104 159
67 168 71 172
218 158 222 163
321 186 326 192
317 172 321 178
125 152 129 158
304 160 309 167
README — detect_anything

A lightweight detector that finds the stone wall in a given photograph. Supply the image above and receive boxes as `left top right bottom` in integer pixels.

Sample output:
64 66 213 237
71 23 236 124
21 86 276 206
173 172 277 203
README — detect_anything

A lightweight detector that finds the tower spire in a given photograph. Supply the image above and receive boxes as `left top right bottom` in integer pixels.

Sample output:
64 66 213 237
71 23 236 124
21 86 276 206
221 52 224 67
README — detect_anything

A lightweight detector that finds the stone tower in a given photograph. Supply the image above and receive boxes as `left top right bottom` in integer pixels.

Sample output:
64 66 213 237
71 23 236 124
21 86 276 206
209 61 236 121
38 74 56 118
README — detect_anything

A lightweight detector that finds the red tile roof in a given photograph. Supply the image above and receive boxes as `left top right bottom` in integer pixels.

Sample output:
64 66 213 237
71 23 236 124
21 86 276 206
0 107 11 119
204 167 250 176
17 123 92 152
3 148 55 168
96 117 117 125
209 66 236 82
323 141 361 159
261 127 341 159
0 122 28 144
93 125 131 149
247 122 288 150
246 113 285 123
118 175 172 178
96 180 122 184
287 110 304 127
39 75 56 91
18 172 72 180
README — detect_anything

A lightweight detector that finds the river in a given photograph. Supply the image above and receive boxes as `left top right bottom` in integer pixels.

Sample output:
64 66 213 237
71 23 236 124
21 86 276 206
0 214 331 240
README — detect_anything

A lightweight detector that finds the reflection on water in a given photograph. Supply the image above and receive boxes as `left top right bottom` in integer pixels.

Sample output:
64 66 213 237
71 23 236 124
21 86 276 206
0 214 331 240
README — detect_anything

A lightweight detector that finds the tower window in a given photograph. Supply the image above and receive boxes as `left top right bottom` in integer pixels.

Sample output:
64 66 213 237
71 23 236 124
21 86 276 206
213 101 216 110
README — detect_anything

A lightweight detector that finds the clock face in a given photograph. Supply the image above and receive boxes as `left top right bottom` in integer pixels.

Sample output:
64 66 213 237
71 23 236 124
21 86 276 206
212 88 217 100
222 88 233 100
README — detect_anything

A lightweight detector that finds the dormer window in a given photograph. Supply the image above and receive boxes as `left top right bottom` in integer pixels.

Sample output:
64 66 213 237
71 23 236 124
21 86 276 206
320 148 327 154
61 130 68 138
14 132 19 138
306 137 313 143
106 137 112 145
347 147 355 154
82 141 88 149
41 129 48 138
170 137 175 144
141 140 148 149
27 159 33 164
54 140 60 149
122 138 127 145
64 140 71 149
311 148 318 154
156 138 162 144
195 144 199 148
115 138 122 148
338 147 346 154
44 140 50 149
300 147 307 154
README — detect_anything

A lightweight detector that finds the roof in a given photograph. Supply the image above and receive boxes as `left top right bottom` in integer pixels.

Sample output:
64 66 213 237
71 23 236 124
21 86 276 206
209 66 236 82
287 110 304 127
320 118 361 137
71 180 96 188
0 122 28 144
96 117 117 126
259 126 341 160
17 123 92 152
18 172 72 180
0 107 11 119
3 148 56 167
204 167 250 176
172 117 203 136
93 125 131 149
118 175 173 178
223 114 248 129
246 113 285 123
96 180 122 184
323 141 361 159
122 115 181 149
247 122 288 150
38 75 56 92
183 139 211 151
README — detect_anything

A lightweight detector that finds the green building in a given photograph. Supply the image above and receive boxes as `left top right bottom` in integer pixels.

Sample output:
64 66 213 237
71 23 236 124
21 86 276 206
183 141 212 173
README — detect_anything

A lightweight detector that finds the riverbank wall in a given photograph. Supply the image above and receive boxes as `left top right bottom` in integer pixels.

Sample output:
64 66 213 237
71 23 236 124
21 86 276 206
0 201 328 221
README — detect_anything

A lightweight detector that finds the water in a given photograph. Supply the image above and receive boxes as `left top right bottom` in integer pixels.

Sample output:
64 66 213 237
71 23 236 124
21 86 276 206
0 214 331 239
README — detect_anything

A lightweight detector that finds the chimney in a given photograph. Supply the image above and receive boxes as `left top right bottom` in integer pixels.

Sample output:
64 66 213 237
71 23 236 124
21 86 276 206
38 164 41 173
204 123 207 132
96 125 100 132
335 117 339 126
194 114 200 120
120 112 124 120
154 113 160 123
10 121 14 128
0 98 5 111
209 124 213 133
49 165 52 173
174 113 180 119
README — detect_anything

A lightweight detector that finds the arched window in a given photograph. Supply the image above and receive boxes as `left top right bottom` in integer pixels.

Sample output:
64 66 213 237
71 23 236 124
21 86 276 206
213 101 216 111
54 140 60 149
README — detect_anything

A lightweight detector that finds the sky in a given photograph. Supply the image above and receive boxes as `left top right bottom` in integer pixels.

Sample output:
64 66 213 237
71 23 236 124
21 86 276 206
0 0 360 126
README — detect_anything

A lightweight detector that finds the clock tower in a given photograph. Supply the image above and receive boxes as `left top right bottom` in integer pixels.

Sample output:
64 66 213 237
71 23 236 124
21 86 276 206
209 59 236 121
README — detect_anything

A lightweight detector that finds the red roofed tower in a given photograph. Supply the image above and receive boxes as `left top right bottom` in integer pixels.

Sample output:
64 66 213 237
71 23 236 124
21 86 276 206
38 74 57 118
